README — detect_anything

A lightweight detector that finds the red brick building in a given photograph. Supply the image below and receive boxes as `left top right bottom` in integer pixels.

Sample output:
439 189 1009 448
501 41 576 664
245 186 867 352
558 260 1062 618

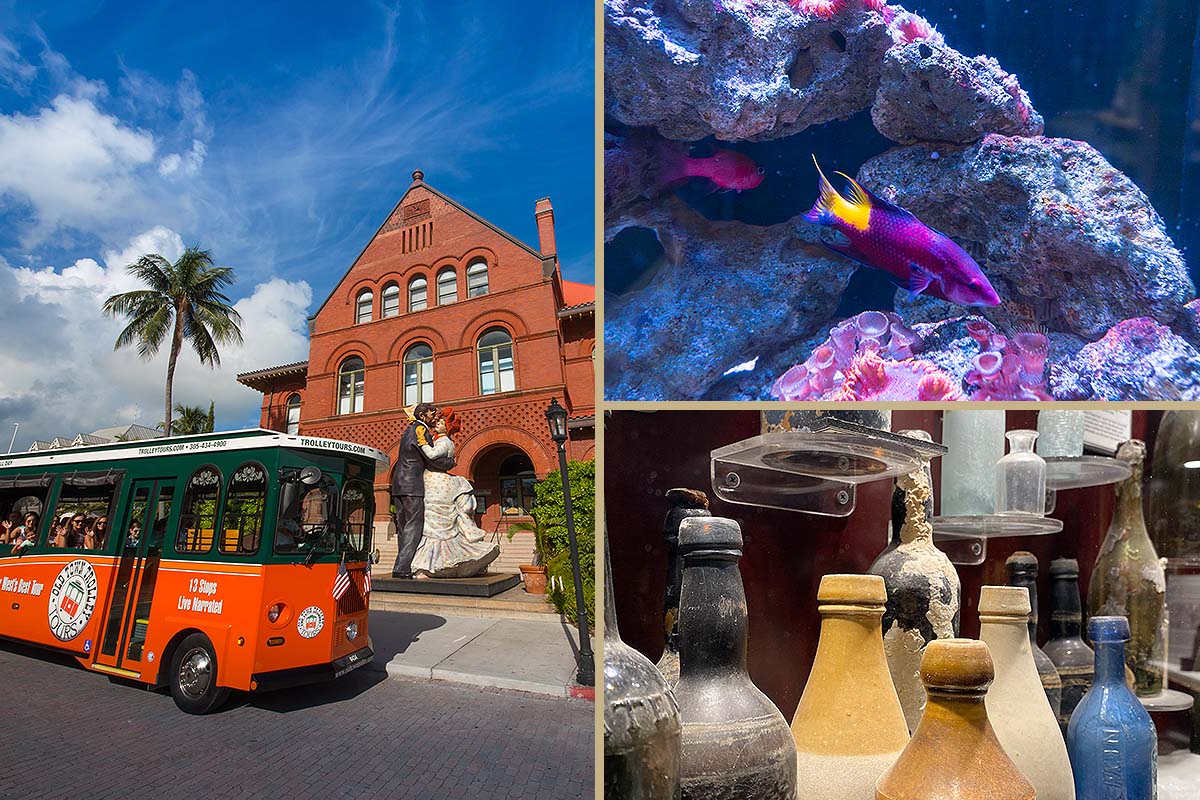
237 169 595 570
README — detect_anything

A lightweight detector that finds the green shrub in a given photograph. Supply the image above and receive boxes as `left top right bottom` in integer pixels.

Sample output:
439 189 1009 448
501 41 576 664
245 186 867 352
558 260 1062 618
525 460 595 627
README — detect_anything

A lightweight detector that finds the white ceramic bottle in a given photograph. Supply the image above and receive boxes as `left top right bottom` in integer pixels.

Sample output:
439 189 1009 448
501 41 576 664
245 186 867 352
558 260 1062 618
978 585 1075 800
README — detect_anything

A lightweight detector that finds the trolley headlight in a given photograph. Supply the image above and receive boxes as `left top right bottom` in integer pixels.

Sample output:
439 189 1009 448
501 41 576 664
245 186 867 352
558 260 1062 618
346 621 359 641
268 603 285 623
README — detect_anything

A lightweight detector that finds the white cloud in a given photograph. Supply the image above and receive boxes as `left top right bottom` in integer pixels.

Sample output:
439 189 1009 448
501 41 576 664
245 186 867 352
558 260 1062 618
158 138 207 178
0 33 36 93
0 94 157 244
0 229 311 448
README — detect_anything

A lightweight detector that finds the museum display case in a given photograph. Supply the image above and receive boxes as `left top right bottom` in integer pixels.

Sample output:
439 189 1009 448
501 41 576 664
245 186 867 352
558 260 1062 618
603 409 1200 800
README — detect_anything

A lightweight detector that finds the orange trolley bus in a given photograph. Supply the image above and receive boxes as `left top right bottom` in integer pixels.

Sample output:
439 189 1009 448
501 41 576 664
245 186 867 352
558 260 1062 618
0 429 386 713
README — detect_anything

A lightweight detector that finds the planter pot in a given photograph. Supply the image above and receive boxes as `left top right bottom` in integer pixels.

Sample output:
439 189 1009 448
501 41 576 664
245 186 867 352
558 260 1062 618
520 564 548 594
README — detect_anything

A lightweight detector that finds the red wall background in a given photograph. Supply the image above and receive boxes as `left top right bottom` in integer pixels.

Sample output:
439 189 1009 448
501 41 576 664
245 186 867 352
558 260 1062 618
605 409 1161 719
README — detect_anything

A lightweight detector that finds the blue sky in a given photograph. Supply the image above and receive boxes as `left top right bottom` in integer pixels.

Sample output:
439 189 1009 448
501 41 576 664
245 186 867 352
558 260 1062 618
0 0 595 447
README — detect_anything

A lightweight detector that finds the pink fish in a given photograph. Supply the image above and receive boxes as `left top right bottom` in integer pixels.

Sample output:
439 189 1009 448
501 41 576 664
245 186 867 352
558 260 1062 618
805 156 1001 307
659 146 765 192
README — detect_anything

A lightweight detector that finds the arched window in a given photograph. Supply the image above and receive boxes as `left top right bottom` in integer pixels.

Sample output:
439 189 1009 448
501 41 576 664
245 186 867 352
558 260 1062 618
382 282 400 318
403 343 434 406
285 393 301 435
409 276 428 312
338 357 365 414
355 290 373 324
176 465 222 554
436 268 457 305
220 462 266 555
467 260 489 298
478 328 515 395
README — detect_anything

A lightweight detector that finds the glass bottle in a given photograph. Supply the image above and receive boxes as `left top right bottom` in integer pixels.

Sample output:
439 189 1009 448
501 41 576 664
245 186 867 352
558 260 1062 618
1044 558 1095 736
869 430 961 732
1066 616 1158 800
1088 439 1166 696
1147 410 1200 561
604 536 682 800
791 574 909 799
977 586 1075 800
875 638 1036 800
674 517 796 800
656 488 711 687
995 430 1047 516
940 410 1006 516
1005 551 1063 719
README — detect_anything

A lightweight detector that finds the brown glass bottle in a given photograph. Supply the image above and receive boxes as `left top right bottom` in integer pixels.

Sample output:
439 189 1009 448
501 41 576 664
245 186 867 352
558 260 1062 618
674 517 796 800
1043 557 1094 734
1088 439 1166 696
791 574 909 799
657 488 711 687
875 638 1036 800
1004 551 1063 718
604 536 682 800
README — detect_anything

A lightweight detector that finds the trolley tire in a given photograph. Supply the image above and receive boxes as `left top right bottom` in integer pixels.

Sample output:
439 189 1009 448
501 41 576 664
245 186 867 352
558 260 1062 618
168 633 231 714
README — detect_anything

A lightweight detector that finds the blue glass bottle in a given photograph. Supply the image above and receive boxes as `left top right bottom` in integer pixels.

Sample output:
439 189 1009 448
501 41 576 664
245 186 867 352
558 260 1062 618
1066 616 1157 800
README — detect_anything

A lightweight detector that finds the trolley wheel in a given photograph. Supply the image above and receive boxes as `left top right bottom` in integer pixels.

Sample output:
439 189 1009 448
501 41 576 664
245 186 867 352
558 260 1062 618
169 633 231 714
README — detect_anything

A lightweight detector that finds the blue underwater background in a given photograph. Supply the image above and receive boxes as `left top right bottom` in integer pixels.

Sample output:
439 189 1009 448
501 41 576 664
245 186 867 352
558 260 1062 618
604 0 1200 400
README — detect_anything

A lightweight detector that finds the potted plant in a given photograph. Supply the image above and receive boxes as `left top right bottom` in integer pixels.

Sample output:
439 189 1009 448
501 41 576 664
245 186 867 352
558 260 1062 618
507 510 557 594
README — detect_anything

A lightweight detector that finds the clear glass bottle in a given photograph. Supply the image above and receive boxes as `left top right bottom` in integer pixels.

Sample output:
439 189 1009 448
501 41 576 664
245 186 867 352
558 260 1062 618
940 410 1006 516
1147 410 1200 561
995 430 1047 516
1088 439 1166 696
674 517 796 800
869 430 961 732
656 488 710 687
1066 616 1158 800
604 536 682 800
1005 552 1063 719
1044 558 1095 736
977 586 1076 800
875 638 1036 800
791 575 909 799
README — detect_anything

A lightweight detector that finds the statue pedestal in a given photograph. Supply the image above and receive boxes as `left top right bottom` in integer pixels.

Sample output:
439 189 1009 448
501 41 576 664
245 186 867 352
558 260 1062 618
373 572 521 597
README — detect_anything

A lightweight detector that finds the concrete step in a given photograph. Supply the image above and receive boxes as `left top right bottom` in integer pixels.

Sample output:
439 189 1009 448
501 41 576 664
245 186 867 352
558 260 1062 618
369 584 562 623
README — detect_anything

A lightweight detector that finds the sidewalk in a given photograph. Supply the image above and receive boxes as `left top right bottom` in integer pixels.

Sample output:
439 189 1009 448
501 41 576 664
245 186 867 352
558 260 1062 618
366 606 595 698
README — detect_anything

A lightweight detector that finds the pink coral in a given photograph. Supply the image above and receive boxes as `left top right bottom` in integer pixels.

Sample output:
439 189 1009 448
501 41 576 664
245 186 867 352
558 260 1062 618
963 319 1053 400
829 351 965 401
789 0 845 19
889 11 944 45
770 310 948 400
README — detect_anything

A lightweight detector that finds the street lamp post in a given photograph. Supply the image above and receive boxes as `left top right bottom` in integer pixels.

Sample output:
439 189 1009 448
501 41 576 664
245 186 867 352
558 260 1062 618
545 397 595 687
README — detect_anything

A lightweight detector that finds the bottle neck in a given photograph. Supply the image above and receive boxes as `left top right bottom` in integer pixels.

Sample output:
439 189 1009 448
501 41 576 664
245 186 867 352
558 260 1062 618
678 553 748 677
1112 474 1149 543
1094 640 1129 685
603 536 621 643
896 467 934 545
1049 574 1083 639
1007 572 1040 643
663 508 710 647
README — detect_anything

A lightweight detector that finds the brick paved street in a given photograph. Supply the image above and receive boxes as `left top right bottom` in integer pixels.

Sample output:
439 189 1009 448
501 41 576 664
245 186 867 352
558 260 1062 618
0 638 594 799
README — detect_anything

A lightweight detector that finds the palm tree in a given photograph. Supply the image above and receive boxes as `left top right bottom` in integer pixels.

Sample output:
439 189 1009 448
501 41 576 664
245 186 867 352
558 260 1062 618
102 248 243 437
170 403 213 435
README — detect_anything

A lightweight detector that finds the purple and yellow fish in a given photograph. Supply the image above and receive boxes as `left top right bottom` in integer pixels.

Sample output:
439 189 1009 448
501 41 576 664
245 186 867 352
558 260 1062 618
805 157 1001 307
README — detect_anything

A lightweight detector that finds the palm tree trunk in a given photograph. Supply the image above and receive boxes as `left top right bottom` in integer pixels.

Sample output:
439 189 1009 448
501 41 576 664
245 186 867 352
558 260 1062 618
164 306 185 437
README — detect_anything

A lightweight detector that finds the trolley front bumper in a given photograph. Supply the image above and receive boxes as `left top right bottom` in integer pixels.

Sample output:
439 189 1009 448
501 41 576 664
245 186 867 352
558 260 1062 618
251 645 374 693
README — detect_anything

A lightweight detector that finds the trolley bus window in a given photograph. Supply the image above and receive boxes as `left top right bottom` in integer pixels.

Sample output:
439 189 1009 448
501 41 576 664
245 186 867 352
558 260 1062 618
275 478 336 554
48 471 123 550
220 462 266 555
0 474 53 553
176 466 222 554
341 479 373 556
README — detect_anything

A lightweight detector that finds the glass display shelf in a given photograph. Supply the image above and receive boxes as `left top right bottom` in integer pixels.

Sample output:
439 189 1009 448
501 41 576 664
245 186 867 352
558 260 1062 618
932 515 1064 566
711 420 946 517
1138 688 1194 713
1043 456 1131 513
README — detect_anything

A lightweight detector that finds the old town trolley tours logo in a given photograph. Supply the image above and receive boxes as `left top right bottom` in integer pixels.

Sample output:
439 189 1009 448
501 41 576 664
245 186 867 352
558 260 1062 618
47 559 99 642
297 606 325 639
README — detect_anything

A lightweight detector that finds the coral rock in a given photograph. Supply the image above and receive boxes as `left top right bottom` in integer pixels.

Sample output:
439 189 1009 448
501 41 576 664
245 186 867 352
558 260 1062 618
831 350 965 400
859 135 1195 339
1055 318 1200 400
605 197 850 400
604 0 894 142
873 41 1044 145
